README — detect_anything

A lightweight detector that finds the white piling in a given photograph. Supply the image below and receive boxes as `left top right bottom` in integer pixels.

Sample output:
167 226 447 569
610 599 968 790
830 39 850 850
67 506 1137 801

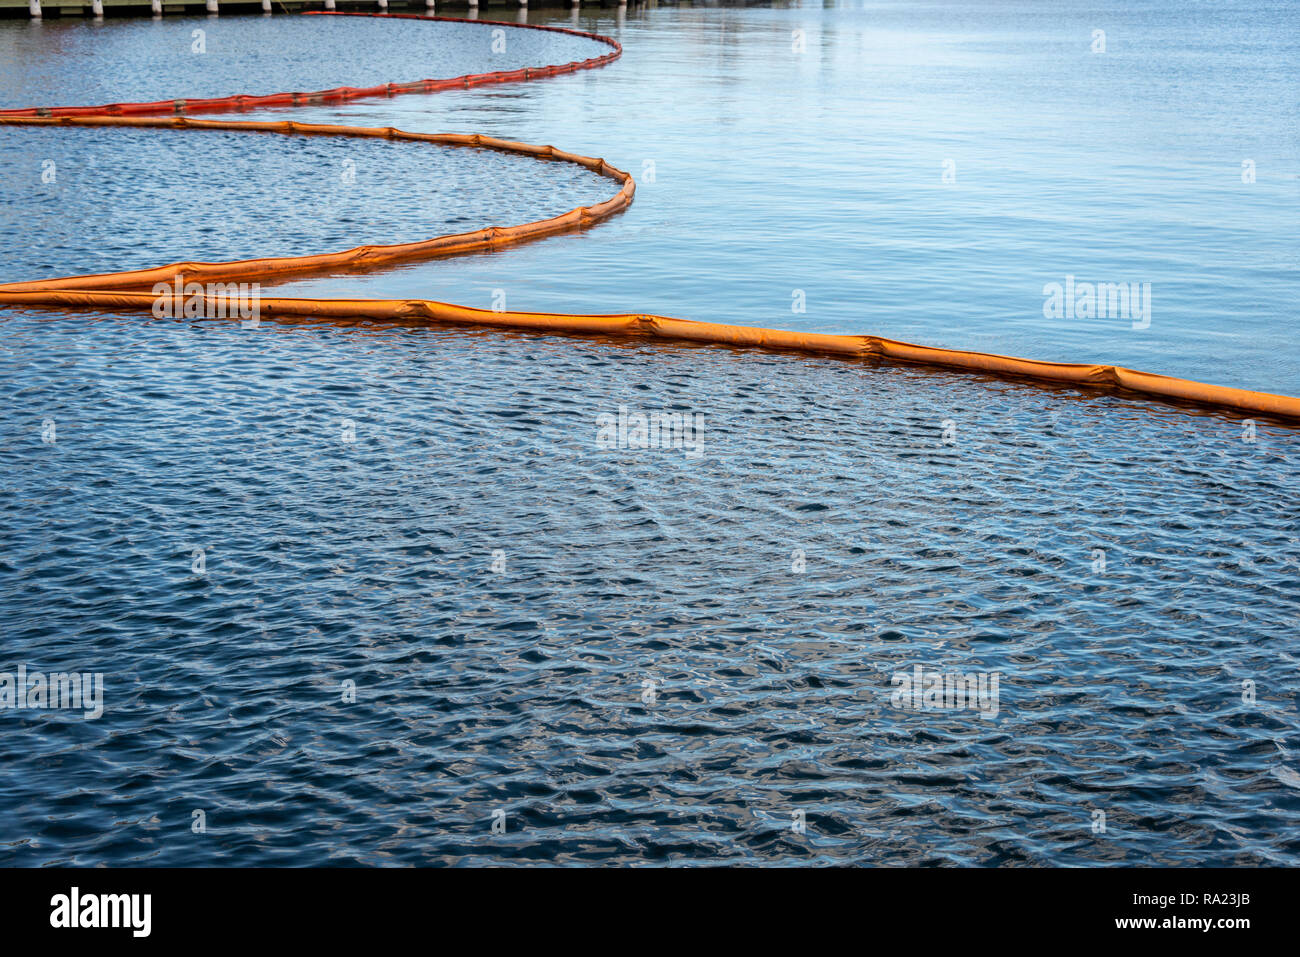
206 0 218 13
425 0 435 12
151 0 161 15
92 0 104 16
325 0 335 9
29 0 41 18
378 0 387 11
262 0 271 12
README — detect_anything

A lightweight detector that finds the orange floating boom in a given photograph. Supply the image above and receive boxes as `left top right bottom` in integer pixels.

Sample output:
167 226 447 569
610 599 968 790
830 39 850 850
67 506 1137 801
0 13 1296 423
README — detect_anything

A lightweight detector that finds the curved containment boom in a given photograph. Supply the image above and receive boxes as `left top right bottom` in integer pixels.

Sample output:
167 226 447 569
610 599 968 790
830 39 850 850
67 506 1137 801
0 13 1295 423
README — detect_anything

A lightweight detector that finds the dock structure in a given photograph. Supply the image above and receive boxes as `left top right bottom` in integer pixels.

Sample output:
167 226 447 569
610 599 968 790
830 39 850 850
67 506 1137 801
2 0 615 15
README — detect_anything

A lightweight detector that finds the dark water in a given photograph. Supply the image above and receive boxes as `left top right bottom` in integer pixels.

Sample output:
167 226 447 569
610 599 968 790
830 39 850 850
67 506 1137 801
1 7 1298 866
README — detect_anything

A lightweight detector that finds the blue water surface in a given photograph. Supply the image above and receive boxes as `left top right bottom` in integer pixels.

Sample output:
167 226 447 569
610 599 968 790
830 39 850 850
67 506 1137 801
0 3 1297 866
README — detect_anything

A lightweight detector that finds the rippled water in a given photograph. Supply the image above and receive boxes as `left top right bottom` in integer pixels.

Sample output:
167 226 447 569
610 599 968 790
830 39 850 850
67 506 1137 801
0 125 613 279
1 5 1298 866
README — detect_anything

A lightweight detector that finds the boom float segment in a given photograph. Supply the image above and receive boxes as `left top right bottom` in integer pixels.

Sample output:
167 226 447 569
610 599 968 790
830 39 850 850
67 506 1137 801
0 13 1296 423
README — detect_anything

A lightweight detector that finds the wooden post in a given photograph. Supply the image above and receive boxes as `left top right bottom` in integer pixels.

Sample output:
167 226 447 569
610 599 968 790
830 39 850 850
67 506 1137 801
91 0 104 16
377 0 387 11
29 0 41 18
425 0 435 12
151 0 162 14
206 0 218 13
324 0 335 9
262 0 271 11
